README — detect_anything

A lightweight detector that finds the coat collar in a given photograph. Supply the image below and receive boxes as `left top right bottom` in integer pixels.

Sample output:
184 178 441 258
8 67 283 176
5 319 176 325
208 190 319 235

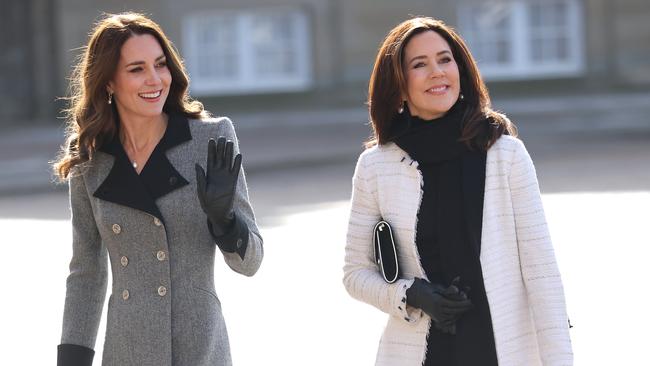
93 113 191 220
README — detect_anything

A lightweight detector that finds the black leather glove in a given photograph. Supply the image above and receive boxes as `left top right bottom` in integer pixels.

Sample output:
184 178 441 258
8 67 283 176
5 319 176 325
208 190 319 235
195 137 241 240
406 277 473 335
433 277 472 334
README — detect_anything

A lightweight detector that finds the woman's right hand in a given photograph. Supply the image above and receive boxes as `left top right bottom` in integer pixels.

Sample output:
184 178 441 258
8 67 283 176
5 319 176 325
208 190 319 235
195 137 242 236
406 277 473 334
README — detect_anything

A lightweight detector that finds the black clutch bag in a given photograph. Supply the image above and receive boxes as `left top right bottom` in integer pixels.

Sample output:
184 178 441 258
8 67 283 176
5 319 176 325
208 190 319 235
373 220 399 283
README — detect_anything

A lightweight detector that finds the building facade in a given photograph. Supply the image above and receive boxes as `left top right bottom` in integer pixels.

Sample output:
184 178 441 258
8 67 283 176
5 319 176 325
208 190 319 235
1 0 649 124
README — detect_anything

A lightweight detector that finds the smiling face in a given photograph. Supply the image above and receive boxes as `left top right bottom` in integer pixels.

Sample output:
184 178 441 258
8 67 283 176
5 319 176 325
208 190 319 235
108 33 171 121
402 30 460 120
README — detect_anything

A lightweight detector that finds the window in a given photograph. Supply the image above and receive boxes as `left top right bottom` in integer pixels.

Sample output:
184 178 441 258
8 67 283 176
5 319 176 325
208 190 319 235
183 8 312 95
458 0 584 80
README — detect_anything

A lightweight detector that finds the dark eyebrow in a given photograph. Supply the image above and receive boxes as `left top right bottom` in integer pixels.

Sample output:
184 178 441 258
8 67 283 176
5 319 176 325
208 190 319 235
408 50 452 65
125 55 166 68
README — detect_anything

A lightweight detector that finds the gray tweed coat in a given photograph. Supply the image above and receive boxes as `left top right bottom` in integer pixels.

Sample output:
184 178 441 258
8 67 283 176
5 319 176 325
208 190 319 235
59 115 263 366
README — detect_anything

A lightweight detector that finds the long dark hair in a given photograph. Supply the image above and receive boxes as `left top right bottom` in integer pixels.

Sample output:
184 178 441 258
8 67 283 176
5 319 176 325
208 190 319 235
53 12 209 180
366 17 516 149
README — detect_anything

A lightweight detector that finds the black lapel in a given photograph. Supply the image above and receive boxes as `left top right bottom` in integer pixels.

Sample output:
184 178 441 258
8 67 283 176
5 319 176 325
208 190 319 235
93 113 191 220
461 151 487 257
93 147 164 220
139 113 190 200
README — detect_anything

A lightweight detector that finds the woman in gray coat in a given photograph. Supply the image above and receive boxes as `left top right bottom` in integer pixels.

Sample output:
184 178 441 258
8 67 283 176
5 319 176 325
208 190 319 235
53 13 263 366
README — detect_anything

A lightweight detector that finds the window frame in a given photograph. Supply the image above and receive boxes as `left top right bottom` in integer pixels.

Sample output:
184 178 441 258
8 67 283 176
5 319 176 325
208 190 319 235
182 7 313 96
458 0 585 80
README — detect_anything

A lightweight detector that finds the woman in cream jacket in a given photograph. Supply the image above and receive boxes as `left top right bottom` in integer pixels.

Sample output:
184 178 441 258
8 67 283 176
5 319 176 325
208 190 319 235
343 17 572 365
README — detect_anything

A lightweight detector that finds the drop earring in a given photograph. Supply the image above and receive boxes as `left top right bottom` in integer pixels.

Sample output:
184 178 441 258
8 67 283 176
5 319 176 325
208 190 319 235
459 93 465 101
397 101 405 114
108 92 113 105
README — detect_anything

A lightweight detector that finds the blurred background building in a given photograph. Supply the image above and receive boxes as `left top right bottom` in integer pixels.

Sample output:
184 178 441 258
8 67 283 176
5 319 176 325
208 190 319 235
2 0 650 125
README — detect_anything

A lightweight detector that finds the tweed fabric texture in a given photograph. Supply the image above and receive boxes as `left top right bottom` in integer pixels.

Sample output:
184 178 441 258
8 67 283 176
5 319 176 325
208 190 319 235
60 117 263 366
343 135 572 366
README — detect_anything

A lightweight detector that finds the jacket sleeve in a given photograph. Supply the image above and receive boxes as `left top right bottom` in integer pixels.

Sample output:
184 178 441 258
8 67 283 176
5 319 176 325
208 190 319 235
211 117 263 277
509 139 573 365
58 168 108 365
343 152 423 324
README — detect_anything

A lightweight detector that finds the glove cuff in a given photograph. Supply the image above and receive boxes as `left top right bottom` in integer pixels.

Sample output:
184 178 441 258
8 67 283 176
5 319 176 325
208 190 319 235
207 214 249 259
405 277 428 308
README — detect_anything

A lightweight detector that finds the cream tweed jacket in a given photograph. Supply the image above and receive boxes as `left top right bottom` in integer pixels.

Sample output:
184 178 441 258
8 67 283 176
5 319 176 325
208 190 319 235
343 135 573 366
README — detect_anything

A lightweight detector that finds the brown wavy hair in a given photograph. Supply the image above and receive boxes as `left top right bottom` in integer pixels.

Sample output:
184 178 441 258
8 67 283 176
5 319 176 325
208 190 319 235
53 12 208 180
366 17 516 149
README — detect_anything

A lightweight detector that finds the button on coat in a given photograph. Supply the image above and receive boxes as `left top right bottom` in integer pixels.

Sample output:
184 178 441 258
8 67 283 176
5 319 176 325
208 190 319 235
156 251 166 261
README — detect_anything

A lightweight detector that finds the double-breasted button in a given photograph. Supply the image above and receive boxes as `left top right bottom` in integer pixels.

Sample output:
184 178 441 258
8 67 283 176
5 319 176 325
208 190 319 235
156 250 166 261
153 217 162 226
112 224 122 234
122 289 130 300
120 256 129 267
169 176 178 186
158 286 167 297
236 239 243 249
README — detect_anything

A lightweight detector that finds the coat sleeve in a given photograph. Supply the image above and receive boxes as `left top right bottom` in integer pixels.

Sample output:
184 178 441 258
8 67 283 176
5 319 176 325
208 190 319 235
58 168 108 365
509 139 573 365
210 117 263 277
343 152 423 324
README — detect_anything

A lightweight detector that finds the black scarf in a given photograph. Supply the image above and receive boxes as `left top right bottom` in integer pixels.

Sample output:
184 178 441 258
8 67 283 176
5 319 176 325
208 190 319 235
392 103 498 366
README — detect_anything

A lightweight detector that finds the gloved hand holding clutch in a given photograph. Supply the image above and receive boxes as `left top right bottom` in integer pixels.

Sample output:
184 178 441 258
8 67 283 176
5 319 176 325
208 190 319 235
406 277 473 335
195 137 241 241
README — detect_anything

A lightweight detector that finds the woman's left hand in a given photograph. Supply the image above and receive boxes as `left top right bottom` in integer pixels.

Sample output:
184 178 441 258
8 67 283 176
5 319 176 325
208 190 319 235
195 137 242 235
